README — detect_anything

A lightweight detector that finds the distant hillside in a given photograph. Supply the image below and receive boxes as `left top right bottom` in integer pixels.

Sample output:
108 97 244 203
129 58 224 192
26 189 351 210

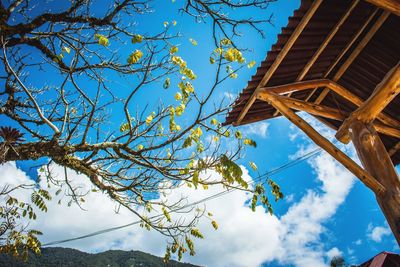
0 247 201 267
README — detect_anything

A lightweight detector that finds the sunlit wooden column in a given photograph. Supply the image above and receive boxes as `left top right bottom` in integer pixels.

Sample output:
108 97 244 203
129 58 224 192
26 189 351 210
349 120 400 245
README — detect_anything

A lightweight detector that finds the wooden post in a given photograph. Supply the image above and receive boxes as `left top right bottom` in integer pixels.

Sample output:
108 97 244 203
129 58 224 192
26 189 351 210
349 120 400 245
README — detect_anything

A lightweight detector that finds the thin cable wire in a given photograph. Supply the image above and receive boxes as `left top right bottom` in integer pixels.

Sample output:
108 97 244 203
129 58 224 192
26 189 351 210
42 147 323 247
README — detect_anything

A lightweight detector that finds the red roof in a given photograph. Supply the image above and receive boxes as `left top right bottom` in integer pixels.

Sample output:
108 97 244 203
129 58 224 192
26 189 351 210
359 251 400 267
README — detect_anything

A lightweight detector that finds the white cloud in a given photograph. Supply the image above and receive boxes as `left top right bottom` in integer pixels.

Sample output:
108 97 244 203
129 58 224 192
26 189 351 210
285 194 295 203
1 153 354 267
0 115 358 267
367 223 391 243
326 247 342 259
240 122 269 138
223 91 236 101
354 239 362 245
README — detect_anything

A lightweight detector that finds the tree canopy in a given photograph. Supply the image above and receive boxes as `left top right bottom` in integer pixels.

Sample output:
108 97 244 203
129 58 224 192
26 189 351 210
0 0 282 261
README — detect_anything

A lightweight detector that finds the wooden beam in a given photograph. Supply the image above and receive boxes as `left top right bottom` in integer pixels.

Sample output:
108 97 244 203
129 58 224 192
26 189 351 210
365 0 400 16
373 122 400 139
234 0 323 125
265 79 332 95
257 90 386 195
349 120 400 245
336 63 400 143
257 93 346 121
389 141 400 156
314 10 390 105
259 79 400 130
258 88 400 139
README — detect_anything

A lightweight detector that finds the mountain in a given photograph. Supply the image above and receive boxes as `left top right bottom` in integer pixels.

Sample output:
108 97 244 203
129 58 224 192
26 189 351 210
0 247 201 267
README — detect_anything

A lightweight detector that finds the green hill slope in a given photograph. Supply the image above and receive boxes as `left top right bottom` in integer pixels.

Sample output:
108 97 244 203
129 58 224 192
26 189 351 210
0 247 201 267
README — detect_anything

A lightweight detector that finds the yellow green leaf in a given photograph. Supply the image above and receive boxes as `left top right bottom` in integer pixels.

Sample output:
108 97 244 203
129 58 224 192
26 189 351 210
220 38 231 46
243 138 257 147
209 57 215 64
211 220 218 230
174 92 182 100
145 114 154 125
62 46 71 54
94 34 109 46
175 103 185 116
189 38 198 46
170 46 178 54
127 50 143 64
229 73 238 79
132 34 143 44
249 161 257 171
247 60 256 68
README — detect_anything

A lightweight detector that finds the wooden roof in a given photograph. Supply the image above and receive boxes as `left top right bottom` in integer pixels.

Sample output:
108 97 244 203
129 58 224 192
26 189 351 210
225 0 400 165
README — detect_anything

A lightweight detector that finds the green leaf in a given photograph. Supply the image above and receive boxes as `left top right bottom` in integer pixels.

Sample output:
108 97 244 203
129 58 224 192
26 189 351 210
120 122 129 132
163 77 171 89
183 137 193 148
235 130 242 139
192 171 199 188
190 228 204 239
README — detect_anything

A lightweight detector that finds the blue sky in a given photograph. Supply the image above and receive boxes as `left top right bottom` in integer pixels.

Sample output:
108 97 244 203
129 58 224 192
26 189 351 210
1 0 399 266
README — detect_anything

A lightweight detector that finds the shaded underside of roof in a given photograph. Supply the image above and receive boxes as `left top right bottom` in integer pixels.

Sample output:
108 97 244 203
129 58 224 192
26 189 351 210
225 0 400 166
359 251 400 266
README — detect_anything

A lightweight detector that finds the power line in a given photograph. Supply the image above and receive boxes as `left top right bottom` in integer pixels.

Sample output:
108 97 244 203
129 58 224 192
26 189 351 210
42 147 322 247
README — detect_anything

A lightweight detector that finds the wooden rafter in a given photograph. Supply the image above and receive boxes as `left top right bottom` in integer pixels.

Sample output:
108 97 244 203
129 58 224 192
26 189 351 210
313 10 390 105
336 63 400 143
256 90 386 195
365 0 400 16
272 0 360 116
303 7 379 102
234 0 323 125
389 141 400 156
